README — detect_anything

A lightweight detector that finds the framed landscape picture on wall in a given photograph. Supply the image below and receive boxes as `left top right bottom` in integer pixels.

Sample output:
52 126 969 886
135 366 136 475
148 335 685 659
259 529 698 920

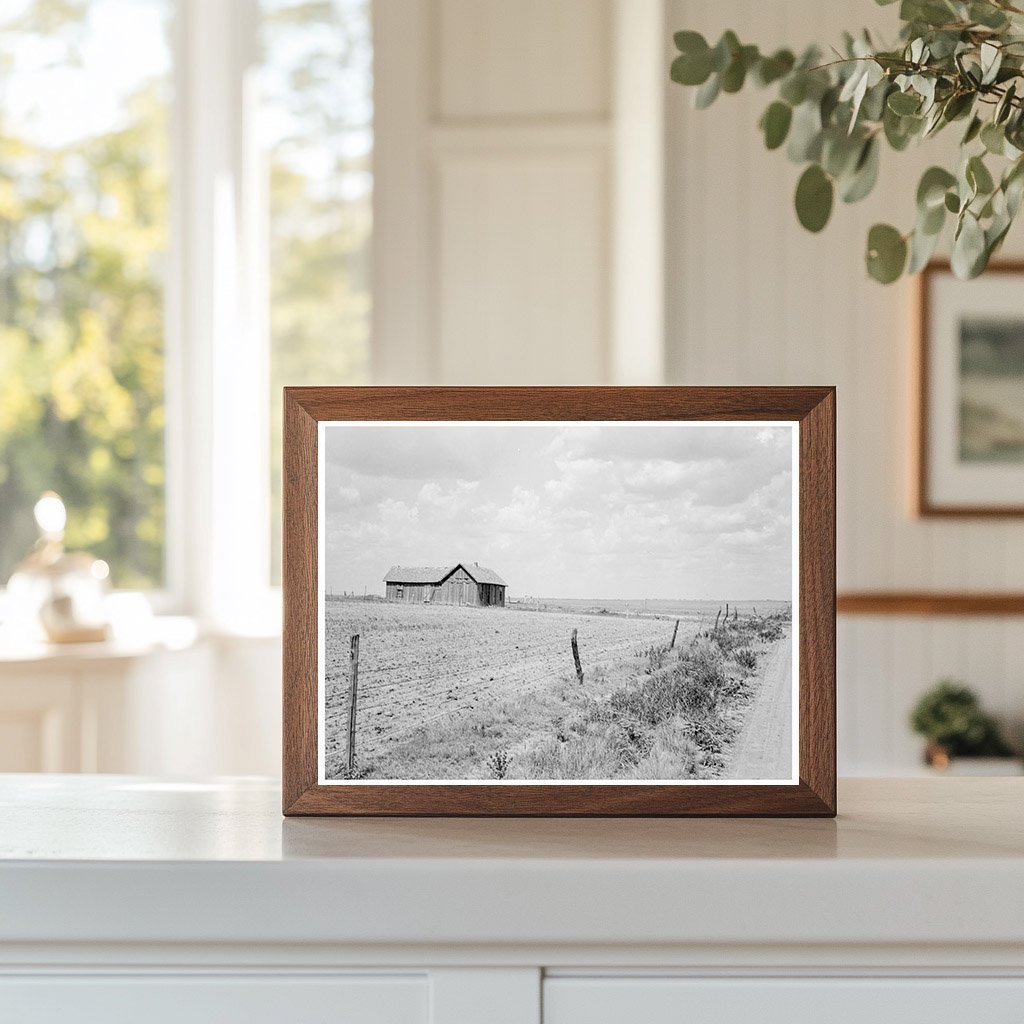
918 262 1024 516
282 387 836 816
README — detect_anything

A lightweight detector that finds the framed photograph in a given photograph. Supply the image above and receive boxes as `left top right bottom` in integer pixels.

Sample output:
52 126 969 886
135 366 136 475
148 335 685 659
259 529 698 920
918 261 1024 516
283 387 835 816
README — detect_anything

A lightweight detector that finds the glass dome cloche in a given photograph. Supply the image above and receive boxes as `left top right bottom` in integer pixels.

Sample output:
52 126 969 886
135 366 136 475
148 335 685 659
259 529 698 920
5 492 111 644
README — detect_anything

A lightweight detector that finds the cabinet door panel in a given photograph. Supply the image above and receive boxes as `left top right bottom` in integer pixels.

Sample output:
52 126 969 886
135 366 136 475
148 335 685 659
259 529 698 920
0 975 427 1024
544 977 1024 1024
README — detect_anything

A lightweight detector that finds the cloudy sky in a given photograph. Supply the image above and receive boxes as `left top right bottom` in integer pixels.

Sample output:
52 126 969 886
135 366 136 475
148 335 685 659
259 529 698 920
323 422 794 600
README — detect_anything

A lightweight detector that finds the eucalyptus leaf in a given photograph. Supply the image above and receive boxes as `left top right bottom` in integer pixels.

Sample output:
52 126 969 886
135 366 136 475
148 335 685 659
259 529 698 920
760 101 793 150
927 30 963 60
980 41 1002 86
674 29 706 53
962 115 983 145
1004 158 1024 216
1006 174 1024 218
917 166 957 210
996 82 1017 124
671 51 712 87
956 54 982 89
820 85 841 126
922 104 945 137
754 49 795 87
779 73 808 106
888 90 921 115
903 0 958 28
914 75 937 111
884 106 922 150
981 121 1006 155
787 101 823 162
866 223 908 283
840 59 884 130
842 137 880 203
822 128 863 178
795 164 834 232
921 200 946 235
861 79 892 122
710 31 740 73
951 211 987 278
721 44 759 92
908 221 942 273
967 154 995 195
970 2 1009 30
942 91 974 122
694 73 721 109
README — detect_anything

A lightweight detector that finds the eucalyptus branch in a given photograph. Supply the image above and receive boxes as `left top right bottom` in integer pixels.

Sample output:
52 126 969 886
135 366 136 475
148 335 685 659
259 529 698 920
670 0 1024 283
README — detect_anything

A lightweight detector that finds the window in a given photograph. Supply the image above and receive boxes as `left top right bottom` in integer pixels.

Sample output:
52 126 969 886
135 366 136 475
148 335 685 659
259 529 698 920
0 0 373 618
0 0 172 589
262 0 372 582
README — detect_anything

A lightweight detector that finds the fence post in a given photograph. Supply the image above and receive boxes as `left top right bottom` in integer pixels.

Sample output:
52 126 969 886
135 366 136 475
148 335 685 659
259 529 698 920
347 633 360 771
714 607 722 631
670 618 680 648
571 628 584 684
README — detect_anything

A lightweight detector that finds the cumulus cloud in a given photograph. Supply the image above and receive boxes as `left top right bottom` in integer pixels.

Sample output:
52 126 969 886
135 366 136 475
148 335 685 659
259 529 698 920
323 422 794 600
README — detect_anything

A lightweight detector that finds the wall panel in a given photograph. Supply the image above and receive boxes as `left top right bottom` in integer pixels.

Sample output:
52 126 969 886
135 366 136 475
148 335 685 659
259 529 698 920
438 0 611 120
376 0 618 386
437 150 608 384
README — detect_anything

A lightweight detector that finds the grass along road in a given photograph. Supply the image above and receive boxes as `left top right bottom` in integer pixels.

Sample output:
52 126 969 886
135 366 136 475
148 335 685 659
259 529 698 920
722 631 793 781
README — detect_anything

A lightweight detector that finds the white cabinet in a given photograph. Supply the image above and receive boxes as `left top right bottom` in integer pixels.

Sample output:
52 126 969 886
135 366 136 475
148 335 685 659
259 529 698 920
1 975 428 1024
544 978 1024 1024
1 777 1023 1024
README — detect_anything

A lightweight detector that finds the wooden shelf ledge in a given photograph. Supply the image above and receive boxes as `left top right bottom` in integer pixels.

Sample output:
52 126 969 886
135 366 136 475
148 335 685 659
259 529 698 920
838 592 1024 616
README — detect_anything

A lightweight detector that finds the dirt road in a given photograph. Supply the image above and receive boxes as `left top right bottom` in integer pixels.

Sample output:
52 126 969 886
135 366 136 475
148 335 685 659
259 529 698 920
722 631 793 781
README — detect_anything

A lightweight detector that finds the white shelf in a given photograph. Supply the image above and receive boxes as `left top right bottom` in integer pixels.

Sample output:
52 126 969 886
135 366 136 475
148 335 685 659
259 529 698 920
1 776 1023 952
3 775 1023 1020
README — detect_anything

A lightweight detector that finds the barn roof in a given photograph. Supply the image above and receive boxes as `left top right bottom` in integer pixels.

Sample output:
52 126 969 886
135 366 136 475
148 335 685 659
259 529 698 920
383 562 507 586
383 565 450 584
462 562 507 586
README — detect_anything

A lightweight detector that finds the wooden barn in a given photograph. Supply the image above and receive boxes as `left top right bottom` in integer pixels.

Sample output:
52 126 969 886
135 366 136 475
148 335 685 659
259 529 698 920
383 562 507 607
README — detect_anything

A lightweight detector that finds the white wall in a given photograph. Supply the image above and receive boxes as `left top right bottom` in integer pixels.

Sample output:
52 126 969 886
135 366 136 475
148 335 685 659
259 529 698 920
665 0 1024 772
373 0 665 386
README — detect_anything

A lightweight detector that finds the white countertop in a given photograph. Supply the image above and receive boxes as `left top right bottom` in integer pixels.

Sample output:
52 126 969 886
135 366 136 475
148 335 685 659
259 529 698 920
2 775 1022 951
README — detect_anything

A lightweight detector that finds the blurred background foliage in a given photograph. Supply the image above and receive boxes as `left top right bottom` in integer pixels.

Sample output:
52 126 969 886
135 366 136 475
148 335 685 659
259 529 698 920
0 0 170 588
264 0 372 583
0 0 372 590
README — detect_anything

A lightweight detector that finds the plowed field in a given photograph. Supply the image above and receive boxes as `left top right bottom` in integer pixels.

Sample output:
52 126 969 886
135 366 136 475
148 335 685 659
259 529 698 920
323 599 687 776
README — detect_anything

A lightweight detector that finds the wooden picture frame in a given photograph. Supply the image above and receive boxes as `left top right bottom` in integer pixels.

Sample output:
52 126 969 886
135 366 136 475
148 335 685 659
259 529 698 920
283 387 836 817
917 260 1024 517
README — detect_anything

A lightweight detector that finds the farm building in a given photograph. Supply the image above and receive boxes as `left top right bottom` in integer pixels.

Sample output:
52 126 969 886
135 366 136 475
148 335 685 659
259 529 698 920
383 562 507 607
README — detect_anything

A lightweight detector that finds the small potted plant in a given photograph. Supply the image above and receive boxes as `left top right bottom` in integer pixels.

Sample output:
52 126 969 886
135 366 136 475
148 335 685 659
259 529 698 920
909 680 1020 773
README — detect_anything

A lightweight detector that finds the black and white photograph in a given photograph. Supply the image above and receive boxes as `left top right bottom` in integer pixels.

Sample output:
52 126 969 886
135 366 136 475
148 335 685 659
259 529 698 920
318 421 798 784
